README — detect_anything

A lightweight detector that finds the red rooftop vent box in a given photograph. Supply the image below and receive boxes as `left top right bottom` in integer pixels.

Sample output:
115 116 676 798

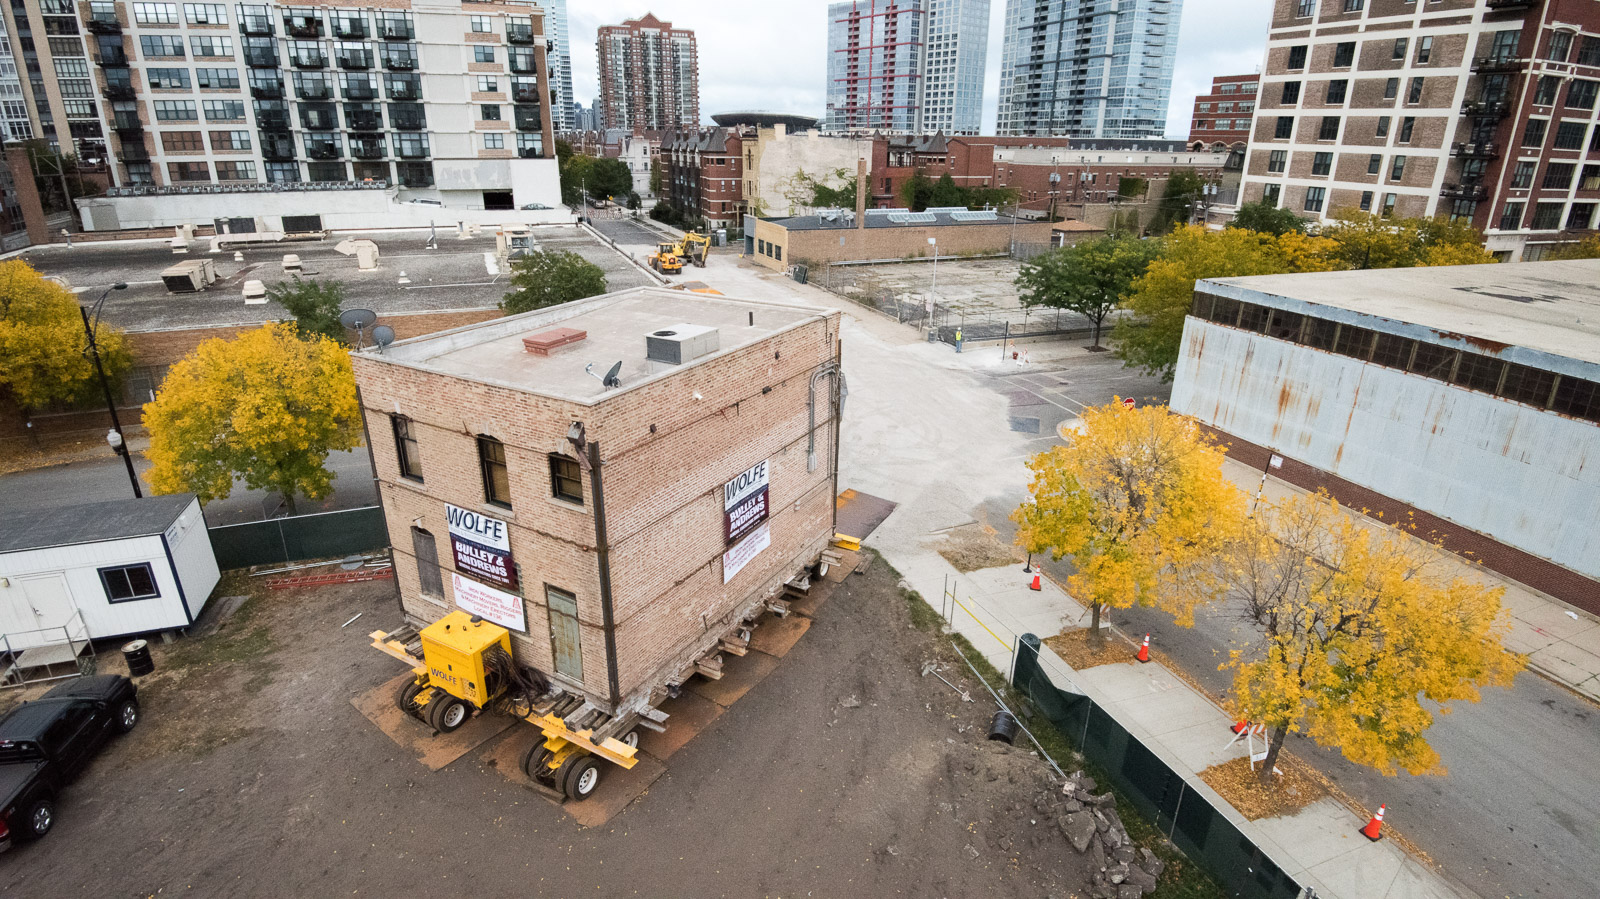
522 327 587 356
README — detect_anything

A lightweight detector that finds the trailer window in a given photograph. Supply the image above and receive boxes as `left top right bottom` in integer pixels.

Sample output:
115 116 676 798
100 563 160 602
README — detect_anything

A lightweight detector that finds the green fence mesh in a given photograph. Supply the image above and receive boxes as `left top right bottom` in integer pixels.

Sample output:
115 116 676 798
208 507 388 570
1013 635 1304 899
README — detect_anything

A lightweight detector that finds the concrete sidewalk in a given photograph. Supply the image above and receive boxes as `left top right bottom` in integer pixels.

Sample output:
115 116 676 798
868 538 1467 899
1223 457 1600 704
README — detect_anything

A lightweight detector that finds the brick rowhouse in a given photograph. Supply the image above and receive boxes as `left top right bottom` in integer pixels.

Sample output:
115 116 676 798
352 288 844 716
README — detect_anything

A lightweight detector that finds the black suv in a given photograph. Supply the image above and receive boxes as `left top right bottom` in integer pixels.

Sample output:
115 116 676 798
0 675 139 848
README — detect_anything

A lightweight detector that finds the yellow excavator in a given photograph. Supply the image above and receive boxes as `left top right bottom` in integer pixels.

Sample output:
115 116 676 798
648 232 711 274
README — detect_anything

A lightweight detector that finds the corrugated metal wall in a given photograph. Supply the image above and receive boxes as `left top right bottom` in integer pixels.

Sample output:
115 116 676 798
1172 319 1600 580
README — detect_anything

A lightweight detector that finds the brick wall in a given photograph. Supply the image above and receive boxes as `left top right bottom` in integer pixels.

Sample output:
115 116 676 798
353 306 843 712
753 220 1056 271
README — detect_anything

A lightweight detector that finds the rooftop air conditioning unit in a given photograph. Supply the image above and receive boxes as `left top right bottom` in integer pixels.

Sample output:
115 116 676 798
161 259 217 292
645 324 719 365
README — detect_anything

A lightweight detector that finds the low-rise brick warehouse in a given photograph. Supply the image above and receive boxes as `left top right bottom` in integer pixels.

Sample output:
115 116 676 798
351 288 844 717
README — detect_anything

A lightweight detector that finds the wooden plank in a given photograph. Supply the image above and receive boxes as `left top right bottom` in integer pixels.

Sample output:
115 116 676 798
718 635 749 656
369 631 423 667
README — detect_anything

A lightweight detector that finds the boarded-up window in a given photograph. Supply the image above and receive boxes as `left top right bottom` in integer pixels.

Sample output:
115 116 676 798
412 527 442 598
546 586 583 682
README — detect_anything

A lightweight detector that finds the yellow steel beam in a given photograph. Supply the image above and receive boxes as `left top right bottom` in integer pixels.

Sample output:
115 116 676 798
531 713 639 769
369 630 424 669
832 533 862 552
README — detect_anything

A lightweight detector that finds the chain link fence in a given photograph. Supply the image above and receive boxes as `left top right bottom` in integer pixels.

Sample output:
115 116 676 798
817 261 1104 347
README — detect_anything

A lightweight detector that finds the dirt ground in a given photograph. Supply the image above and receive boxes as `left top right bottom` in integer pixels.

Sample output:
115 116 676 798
0 558 1097 898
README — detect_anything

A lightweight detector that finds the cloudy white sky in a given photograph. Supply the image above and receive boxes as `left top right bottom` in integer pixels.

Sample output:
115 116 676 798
565 0 1272 139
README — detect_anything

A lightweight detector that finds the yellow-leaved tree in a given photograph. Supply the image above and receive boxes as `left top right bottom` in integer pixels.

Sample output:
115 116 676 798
1014 401 1245 648
0 259 131 409
1222 491 1523 781
144 322 362 515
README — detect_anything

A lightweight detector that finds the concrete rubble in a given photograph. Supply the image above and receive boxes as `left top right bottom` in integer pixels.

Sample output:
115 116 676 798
1035 772 1164 899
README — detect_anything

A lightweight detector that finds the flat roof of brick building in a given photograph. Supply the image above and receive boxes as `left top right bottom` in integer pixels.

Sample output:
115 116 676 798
362 287 832 403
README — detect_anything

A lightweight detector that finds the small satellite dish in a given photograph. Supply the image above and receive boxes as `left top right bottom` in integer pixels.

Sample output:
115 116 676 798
584 361 623 389
339 308 378 348
371 325 395 351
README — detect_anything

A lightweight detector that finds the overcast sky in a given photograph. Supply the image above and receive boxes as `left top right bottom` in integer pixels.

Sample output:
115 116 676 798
565 0 1272 139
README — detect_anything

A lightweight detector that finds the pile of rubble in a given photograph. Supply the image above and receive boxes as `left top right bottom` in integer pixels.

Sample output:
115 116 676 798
1034 770 1165 899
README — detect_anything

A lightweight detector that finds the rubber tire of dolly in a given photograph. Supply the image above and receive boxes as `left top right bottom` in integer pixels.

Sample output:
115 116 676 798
619 729 640 749
397 680 424 715
522 744 556 782
429 695 469 733
564 756 602 801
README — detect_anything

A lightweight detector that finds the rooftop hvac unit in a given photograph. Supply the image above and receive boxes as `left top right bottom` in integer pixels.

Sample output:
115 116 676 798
161 259 217 293
645 324 719 365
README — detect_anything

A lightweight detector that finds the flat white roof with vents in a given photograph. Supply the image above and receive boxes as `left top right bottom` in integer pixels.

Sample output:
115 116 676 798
359 287 831 404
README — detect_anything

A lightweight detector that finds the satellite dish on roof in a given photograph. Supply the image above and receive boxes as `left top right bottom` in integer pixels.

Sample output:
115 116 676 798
339 308 378 349
371 325 395 352
585 361 623 389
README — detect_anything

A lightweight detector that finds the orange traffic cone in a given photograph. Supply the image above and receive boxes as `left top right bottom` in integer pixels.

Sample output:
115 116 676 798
1360 804 1386 841
1230 719 1250 735
1029 565 1042 591
1136 634 1151 663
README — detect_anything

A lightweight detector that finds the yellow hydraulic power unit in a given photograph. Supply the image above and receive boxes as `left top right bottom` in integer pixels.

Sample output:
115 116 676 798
420 611 511 707
392 611 510 734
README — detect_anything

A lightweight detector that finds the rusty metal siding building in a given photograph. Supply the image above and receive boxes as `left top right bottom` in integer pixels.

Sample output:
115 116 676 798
1171 259 1600 581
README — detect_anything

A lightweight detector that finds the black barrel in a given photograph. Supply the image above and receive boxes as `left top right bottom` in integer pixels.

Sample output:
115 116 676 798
987 709 1019 744
122 639 154 676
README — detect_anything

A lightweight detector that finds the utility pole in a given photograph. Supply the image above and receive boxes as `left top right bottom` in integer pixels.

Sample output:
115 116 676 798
81 282 139 498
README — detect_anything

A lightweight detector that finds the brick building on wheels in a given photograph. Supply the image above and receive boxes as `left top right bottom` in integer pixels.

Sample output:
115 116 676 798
352 288 844 721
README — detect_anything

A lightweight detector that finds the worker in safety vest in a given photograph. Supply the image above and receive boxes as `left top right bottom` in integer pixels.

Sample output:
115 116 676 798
955 328 964 353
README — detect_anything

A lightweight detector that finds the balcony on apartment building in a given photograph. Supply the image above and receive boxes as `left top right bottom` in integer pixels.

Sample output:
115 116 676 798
286 16 324 39
378 21 415 41
86 13 121 34
509 53 538 74
117 142 150 162
1471 54 1526 74
514 108 543 131
95 48 129 67
339 50 373 70
507 24 536 44
346 109 383 131
1440 182 1489 200
240 14 274 36
344 81 378 101
103 83 136 100
246 49 280 67
390 106 425 130
251 81 284 99
1461 98 1511 117
256 111 291 130
297 82 332 100
387 82 420 101
350 139 386 159
292 51 328 69
262 139 296 160
1451 141 1501 159
334 19 369 39
306 141 342 160
383 53 417 71
111 113 143 133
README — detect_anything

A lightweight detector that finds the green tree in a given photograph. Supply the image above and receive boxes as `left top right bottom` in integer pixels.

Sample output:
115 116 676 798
1228 201 1308 236
0 260 131 409
796 167 858 209
928 172 963 208
1117 176 1148 199
896 170 1019 212
1015 401 1244 649
1321 211 1497 269
587 157 634 202
1149 169 1209 235
1116 225 1339 381
500 250 607 314
649 158 663 195
266 277 347 345
1222 491 1523 781
1016 236 1160 348
143 323 362 515
1548 235 1600 259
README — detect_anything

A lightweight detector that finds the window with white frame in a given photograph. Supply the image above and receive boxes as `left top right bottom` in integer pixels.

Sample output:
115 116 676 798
133 3 180 25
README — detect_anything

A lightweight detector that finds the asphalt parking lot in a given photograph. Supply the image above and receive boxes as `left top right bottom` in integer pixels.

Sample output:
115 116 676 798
19 226 655 332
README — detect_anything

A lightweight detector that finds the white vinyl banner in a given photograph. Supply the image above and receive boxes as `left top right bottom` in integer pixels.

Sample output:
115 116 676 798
722 521 772 584
451 572 526 632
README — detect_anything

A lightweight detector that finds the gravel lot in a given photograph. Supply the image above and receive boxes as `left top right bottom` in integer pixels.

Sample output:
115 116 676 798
0 558 1095 898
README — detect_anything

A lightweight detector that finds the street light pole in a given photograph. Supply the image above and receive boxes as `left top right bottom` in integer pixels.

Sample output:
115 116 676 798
81 282 139 498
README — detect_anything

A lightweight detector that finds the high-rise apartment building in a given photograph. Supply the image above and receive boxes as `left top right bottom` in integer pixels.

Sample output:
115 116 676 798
3 0 111 160
0 15 34 143
82 0 555 194
1241 0 1599 261
822 0 990 135
1188 74 1259 151
995 0 1181 139
542 0 574 131
596 14 698 132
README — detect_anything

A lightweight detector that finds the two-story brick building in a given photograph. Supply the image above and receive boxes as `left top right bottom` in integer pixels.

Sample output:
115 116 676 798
352 288 844 718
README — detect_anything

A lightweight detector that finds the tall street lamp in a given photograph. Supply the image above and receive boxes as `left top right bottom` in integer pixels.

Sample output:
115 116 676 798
80 281 140 498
